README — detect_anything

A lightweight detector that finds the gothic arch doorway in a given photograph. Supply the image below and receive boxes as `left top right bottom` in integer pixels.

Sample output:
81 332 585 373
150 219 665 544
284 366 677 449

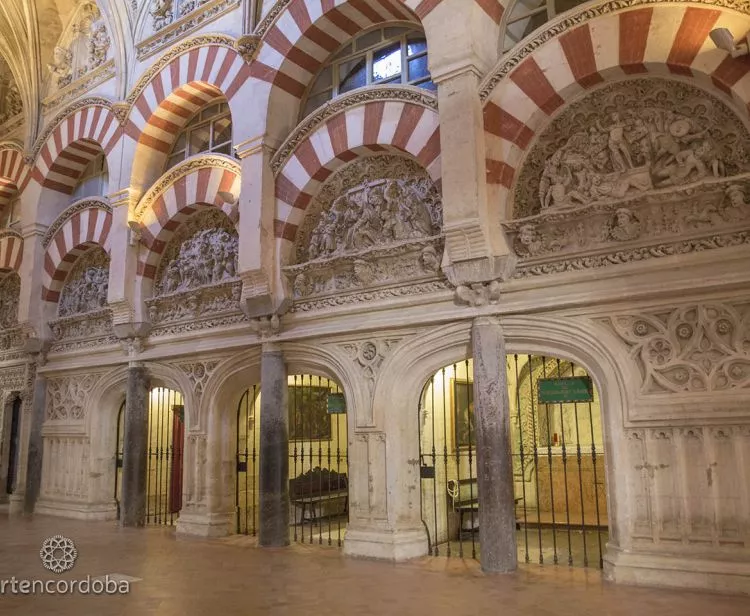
418 355 608 568
113 387 185 526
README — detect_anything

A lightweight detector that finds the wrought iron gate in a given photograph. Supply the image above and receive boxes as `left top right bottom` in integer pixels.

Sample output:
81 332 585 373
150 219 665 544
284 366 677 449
236 385 259 535
418 356 607 568
114 400 125 518
146 388 184 525
5 396 22 495
289 375 348 547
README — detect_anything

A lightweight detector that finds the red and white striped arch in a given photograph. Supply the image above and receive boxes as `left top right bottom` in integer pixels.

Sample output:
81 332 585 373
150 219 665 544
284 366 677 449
42 206 112 302
32 104 121 195
137 163 241 280
274 99 440 245
0 148 31 211
0 232 23 272
483 5 750 201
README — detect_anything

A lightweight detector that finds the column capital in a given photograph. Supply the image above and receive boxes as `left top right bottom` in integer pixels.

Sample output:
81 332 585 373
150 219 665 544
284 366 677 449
234 135 279 159
430 62 484 86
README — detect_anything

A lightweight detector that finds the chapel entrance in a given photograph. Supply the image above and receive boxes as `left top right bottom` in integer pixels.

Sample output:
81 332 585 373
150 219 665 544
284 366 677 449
418 356 608 568
235 375 349 547
114 387 185 525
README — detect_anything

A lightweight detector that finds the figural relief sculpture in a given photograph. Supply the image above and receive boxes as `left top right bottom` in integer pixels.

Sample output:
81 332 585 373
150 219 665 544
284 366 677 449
146 209 243 334
504 78 750 276
285 155 446 310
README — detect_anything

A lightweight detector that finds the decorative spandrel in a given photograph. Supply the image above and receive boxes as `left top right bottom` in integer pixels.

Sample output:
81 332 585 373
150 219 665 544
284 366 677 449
57 249 110 318
286 156 446 308
515 78 750 219
0 273 20 329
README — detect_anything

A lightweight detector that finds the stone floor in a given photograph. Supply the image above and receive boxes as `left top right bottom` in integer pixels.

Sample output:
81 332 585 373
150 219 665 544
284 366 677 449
0 516 749 615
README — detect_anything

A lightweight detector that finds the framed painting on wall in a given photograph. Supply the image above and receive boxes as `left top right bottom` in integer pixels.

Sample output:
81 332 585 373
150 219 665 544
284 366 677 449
288 385 332 441
451 378 474 448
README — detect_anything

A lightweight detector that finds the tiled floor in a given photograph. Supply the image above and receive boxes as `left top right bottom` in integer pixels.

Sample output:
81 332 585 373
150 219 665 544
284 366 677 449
0 515 748 615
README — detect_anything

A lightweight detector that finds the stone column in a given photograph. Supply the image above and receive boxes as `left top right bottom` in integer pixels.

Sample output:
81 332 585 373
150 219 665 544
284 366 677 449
472 317 517 572
258 342 289 547
22 374 46 515
120 365 150 527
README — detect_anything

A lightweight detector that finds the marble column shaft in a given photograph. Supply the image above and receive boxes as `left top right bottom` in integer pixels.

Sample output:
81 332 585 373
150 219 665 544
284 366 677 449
471 317 518 572
258 348 289 547
120 366 150 527
23 375 46 515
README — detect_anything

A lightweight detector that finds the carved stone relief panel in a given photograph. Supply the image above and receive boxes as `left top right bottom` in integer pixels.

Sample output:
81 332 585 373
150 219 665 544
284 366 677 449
0 273 20 329
146 209 245 335
599 302 750 395
0 57 22 126
46 373 104 421
57 248 110 318
284 155 447 310
504 78 750 278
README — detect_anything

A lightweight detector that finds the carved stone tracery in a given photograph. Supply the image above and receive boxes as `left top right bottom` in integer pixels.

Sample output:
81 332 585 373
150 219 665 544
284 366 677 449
285 156 444 305
601 302 750 394
0 273 20 329
46 373 103 421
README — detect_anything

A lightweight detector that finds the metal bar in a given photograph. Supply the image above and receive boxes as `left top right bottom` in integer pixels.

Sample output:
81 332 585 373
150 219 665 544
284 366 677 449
336 379 344 547
527 355 543 564
317 375 324 545
251 385 257 536
557 359 573 566
586 374 604 569
465 358 476 560
453 364 463 559
429 375 438 556
571 362 589 567
541 357 559 564
514 354 530 564
236 391 243 533
441 367 450 558
146 389 153 525
292 374 299 543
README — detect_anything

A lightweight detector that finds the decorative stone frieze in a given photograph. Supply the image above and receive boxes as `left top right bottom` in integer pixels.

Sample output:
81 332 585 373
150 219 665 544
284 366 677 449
283 156 446 311
600 302 750 394
46 373 104 421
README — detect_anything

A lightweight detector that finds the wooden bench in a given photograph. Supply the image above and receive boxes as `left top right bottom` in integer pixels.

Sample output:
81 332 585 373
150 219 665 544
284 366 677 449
447 478 523 534
289 467 348 523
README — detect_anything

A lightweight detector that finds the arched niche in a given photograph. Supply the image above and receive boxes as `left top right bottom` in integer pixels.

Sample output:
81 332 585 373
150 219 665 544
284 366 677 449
145 208 241 334
501 77 750 274
283 154 444 310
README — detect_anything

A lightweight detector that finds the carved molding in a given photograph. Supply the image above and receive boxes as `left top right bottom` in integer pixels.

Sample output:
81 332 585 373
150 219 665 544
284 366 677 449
126 34 235 107
478 0 750 102
600 302 750 395
46 373 104 421
138 0 241 60
133 154 239 222
43 199 111 249
270 86 438 176
31 97 114 162
148 312 248 337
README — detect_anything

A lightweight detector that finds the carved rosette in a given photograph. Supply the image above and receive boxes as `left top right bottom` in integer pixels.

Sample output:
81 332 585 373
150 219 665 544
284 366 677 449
285 155 445 308
504 78 750 277
600 302 750 394
46 373 103 421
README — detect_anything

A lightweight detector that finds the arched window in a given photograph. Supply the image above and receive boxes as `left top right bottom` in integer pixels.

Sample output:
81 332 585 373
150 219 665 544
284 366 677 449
2 196 20 228
166 102 232 171
302 26 435 119
71 153 108 202
502 0 589 53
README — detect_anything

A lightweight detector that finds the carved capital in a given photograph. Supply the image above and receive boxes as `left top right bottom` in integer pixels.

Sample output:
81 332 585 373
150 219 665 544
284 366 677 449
111 102 129 127
251 313 280 338
454 281 502 307
235 34 261 64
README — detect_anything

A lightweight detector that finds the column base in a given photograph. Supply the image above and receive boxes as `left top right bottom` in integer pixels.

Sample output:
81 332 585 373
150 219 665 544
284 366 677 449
8 494 24 515
176 510 233 538
604 545 750 595
34 498 118 521
343 525 428 561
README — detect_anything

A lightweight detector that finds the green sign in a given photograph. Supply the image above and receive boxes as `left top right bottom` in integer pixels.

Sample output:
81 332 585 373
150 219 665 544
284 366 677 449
327 392 347 414
538 377 593 404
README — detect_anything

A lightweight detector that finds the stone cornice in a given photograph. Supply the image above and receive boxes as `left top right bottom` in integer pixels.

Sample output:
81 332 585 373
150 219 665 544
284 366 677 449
270 86 439 176
479 0 750 103
126 33 236 109
136 0 241 61
43 198 112 249
133 154 240 222
31 97 114 162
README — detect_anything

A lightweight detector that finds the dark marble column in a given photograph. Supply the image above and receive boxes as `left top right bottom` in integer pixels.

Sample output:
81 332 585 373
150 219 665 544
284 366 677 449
258 344 289 547
120 366 150 527
472 317 517 573
23 375 47 515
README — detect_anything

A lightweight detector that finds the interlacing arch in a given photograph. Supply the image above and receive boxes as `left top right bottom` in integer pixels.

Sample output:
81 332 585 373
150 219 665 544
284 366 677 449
482 4 750 199
31 102 121 194
0 231 23 272
273 96 441 247
134 157 241 281
41 203 113 302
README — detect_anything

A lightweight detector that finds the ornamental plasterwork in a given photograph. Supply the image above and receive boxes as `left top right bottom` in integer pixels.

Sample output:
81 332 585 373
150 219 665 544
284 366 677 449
43 200 111 249
146 209 244 334
478 0 750 102
139 0 241 60
599 302 750 395
270 87 438 175
46 373 104 421
132 155 239 222
0 273 20 329
503 78 750 276
284 156 445 308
